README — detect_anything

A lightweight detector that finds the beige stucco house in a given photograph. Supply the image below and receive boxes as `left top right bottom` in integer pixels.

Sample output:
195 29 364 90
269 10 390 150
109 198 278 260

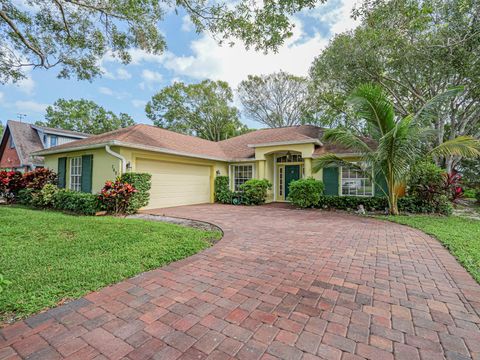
34 124 381 209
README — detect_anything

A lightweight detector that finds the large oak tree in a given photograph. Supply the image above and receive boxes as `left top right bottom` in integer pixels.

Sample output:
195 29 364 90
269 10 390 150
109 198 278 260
0 0 324 83
309 0 480 170
146 80 248 141
37 99 135 134
237 71 313 128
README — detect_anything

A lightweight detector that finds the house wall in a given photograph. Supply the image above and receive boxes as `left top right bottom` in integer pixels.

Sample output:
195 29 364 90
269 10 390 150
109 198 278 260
0 131 22 169
44 147 120 193
119 148 228 204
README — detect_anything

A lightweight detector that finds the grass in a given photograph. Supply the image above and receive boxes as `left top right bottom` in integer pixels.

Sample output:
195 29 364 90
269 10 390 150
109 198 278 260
378 214 480 283
0 206 221 322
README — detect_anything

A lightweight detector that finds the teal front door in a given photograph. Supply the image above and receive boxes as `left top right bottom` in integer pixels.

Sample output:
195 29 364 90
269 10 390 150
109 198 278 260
285 165 300 199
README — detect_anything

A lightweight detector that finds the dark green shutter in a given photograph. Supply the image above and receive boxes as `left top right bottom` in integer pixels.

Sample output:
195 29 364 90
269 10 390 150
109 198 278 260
57 157 67 188
323 167 339 195
81 155 93 193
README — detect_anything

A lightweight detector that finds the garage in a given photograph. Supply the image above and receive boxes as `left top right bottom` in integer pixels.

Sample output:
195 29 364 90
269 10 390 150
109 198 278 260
136 158 212 209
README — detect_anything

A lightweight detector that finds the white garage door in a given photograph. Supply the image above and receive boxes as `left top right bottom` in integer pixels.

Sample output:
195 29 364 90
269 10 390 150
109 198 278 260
136 158 211 209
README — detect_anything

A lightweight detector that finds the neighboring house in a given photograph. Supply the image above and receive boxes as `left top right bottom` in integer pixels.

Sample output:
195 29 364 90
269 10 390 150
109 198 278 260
0 120 89 172
34 124 386 209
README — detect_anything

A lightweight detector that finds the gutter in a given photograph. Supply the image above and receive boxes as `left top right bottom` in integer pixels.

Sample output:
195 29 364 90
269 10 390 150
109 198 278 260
105 145 127 174
247 139 322 148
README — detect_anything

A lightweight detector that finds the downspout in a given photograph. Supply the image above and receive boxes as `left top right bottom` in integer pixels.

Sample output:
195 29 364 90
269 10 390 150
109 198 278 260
105 144 127 175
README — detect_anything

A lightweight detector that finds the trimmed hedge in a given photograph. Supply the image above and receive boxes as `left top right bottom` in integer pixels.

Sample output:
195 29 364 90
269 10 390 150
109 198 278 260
18 186 101 215
313 195 452 216
287 178 324 208
52 189 101 215
120 173 152 213
239 179 272 205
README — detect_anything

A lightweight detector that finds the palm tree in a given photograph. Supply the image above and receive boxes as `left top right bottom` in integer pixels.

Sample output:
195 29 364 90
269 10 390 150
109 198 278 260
313 84 480 215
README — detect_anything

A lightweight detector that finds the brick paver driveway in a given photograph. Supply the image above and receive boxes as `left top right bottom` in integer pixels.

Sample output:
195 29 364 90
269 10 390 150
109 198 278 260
2 204 480 360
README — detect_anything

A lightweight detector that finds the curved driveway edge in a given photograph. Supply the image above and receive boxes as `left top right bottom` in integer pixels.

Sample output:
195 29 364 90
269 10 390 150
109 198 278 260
1 204 480 360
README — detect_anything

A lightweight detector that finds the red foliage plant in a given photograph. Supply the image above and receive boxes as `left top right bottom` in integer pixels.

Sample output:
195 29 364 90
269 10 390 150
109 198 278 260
23 168 57 190
98 179 137 214
444 170 463 202
0 171 25 203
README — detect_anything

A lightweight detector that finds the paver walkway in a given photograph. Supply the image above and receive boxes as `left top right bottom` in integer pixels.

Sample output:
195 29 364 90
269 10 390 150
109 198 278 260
1 204 480 360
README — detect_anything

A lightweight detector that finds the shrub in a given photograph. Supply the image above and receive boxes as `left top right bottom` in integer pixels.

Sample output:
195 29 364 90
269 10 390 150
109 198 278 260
463 188 477 199
0 171 25 203
17 188 35 205
318 196 389 212
53 189 101 215
476 190 480 204
120 173 152 213
443 171 463 202
408 161 446 201
98 180 137 215
314 195 452 215
287 178 325 208
214 176 233 204
239 179 272 205
23 168 57 190
31 184 59 208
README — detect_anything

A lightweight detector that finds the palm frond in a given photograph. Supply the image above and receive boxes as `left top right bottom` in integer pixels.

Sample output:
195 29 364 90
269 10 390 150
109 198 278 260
323 128 374 154
312 154 365 174
429 136 480 159
347 84 395 136
413 86 464 126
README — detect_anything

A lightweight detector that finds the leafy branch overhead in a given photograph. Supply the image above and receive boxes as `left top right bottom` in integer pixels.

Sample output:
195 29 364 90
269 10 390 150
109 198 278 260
0 0 323 83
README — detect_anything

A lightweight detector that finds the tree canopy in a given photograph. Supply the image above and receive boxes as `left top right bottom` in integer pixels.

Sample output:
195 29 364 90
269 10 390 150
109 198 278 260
238 71 312 128
0 0 323 83
313 84 480 214
145 80 248 141
309 0 480 167
37 99 135 135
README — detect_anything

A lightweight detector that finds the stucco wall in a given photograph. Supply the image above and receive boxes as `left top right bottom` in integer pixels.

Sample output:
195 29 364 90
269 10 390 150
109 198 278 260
44 147 120 193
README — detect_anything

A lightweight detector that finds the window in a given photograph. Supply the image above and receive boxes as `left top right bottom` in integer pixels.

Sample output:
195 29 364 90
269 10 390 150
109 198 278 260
70 157 82 191
341 166 373 197
50 136 58 147
232 164 253 191
277 154 302 163
9 135 15 149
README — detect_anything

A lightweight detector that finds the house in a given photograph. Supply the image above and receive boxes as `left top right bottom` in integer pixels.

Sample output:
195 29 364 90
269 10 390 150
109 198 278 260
34 124 385 209
0 120 89 172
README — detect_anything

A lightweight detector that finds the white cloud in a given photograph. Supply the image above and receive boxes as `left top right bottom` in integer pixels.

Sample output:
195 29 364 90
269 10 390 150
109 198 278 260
132 99 147 108
160 20 328 88
0 92 4 103
140 69 163 90
12 75 35 95
181 15 194 32
15 100 48 114
304 0 360 34
104 67 132 80
99 86 114 96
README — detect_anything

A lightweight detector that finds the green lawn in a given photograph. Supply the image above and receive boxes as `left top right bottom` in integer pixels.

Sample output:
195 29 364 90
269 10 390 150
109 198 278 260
378 215 480 283
0 206 221 322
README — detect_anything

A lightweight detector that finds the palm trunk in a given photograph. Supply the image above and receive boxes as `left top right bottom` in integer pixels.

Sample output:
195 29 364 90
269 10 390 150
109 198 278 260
387 168 399 215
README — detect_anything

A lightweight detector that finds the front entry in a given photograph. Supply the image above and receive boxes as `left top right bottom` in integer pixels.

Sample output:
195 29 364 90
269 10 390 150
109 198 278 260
284 165 300 199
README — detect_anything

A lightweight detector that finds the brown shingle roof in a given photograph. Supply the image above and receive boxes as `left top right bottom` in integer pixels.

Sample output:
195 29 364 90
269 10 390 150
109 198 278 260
35 124 362 160
4 120 91 166
7 120 44 166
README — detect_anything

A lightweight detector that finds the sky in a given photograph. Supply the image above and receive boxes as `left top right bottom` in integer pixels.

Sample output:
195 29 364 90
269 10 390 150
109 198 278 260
0 0 359 129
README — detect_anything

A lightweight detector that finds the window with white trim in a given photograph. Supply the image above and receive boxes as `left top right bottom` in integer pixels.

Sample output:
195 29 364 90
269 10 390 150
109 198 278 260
232 164 253 191
70 157 82 192
341 166 373 197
